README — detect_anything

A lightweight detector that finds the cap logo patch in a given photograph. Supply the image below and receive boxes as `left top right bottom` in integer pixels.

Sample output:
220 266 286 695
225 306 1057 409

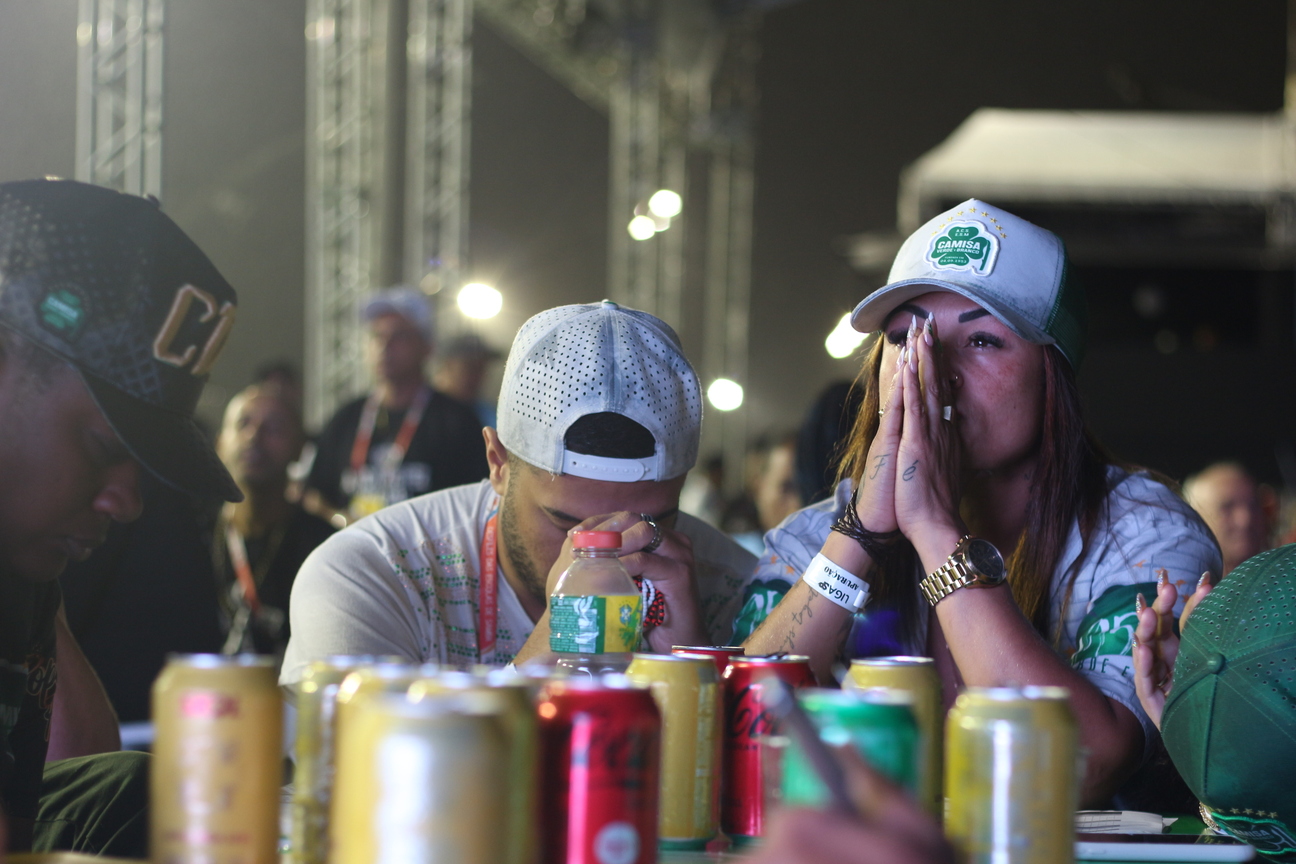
1208 810 1296 856
37 288 87 341
153 284 237 376
927 221 999 274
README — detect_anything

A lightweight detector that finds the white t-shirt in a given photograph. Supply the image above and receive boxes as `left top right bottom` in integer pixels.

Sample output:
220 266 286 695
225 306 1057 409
730 466 1222 754
281 479 758 685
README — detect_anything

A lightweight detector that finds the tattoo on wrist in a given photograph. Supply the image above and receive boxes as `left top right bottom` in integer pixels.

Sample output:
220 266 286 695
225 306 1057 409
902 460 918 481
830 488 903 568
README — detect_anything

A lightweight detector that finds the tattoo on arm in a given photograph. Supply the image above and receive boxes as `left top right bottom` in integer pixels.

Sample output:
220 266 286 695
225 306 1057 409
789 597 815 627
868 454 889 481
903 460 918 481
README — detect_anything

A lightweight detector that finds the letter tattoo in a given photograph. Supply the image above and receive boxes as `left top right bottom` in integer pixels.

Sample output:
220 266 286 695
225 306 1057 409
903 460 918 481
868 454 889 481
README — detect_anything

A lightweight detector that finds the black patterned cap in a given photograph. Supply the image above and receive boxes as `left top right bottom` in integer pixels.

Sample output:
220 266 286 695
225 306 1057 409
0 179 242 502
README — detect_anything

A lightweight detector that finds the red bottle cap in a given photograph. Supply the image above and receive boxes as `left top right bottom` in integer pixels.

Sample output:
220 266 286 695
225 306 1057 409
572 530 621 549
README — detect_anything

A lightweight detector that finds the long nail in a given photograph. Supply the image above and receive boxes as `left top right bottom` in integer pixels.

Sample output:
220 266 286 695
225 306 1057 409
896 349 904 369
1198 572 1211 592
1156 569 1168 590
1132 632 1140 648
909 344 918 371
1135 593 1146 616
923 317 933 346
909 315 917 338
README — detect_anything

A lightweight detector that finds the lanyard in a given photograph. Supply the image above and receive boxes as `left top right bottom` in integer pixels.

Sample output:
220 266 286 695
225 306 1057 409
224 522 262 615
349 386 430 476
478 502 500 660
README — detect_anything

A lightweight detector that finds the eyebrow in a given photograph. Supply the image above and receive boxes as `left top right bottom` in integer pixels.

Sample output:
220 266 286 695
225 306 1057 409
958 309 991 323
545 506 680 524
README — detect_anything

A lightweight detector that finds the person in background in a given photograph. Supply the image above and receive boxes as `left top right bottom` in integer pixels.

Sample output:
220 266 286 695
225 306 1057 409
281 301 756 680
0 179 242 856
213 383 334 657
738 199 1220 807
1182 461 1271 576
303 286 488 526
431 332 502 427
1135 547 1295 859
756 433 803 533
796 380 864 505
680 454 726 529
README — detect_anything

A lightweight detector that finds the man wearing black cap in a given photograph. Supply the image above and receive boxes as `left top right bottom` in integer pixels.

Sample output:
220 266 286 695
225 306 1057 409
0 179 242 855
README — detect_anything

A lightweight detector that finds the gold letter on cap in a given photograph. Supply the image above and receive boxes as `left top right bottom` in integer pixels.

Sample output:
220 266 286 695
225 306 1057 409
153 284 235 375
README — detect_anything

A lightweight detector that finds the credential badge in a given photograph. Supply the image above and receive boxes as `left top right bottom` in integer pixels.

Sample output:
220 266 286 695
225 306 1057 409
927 221 1000 275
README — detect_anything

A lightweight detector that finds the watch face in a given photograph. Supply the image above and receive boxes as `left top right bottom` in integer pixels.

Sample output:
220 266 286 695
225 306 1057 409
965 538 1007 584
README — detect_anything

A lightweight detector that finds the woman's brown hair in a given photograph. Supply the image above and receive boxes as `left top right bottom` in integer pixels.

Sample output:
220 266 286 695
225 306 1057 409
837 337 1115 642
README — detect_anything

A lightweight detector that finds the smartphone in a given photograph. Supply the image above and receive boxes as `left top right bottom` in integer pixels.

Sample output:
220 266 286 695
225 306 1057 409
1076 832 1255 862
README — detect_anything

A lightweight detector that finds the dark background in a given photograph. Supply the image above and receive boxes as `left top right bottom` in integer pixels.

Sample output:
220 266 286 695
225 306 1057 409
0 0 1289 482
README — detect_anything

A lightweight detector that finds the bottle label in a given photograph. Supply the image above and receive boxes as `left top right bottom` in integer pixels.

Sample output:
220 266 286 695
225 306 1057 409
550 594 642 653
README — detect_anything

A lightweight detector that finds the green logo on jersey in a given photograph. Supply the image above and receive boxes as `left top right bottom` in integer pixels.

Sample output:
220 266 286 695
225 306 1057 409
1071 582 1154 670
927 223 999 274
38 288 86 340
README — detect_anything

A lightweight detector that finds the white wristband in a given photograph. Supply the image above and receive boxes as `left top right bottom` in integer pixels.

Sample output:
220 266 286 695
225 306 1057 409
802 553 870 611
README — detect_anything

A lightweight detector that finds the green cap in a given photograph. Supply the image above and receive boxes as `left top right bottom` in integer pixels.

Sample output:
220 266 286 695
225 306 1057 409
1162 544 1296 860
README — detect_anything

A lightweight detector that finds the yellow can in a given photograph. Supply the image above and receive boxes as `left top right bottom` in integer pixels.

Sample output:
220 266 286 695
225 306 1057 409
330 689 508 864
408 669 539 864
151 654 282 864
291 656 406 864
846 656 943 814
944 686 1078 864
627 653 720 850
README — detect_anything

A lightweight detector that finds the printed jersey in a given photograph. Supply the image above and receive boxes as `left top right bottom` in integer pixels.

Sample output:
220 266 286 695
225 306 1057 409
281 479 758 684
0 576 60 823
732 467 1222 753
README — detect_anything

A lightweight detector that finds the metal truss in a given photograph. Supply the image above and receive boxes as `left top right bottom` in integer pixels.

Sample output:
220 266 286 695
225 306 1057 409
305 0 392 427
405 0 474 302
75 0 164 197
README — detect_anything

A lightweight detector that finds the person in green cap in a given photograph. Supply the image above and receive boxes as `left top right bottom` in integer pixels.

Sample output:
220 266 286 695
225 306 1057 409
1135 546 1296 860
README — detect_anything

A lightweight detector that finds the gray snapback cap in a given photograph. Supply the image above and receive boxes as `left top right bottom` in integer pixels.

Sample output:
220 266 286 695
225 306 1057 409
850 199 1087 367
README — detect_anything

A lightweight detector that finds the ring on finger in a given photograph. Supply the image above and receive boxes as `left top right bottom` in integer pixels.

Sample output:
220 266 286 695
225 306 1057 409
640 513 662 553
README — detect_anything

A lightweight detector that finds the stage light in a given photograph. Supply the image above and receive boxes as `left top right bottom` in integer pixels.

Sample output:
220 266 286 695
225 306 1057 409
825 313 868 358
628 215 657 241
457 283 502 319
648 189 683 219
707 378 744 411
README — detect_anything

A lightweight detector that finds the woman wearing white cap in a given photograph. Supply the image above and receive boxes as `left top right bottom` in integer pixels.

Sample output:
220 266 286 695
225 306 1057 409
740 200 1220 805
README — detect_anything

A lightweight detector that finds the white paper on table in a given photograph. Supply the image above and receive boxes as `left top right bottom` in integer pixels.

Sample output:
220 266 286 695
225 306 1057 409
1076 810 1180 834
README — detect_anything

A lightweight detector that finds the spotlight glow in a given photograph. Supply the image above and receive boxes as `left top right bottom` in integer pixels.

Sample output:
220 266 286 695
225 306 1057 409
457 283 502 319
707 378 744 412
648 189 683 219
628 215 658 241
825 313 868 359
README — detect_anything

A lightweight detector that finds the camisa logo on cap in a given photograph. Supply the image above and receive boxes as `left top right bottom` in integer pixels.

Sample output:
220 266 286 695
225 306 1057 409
926 221 1000 275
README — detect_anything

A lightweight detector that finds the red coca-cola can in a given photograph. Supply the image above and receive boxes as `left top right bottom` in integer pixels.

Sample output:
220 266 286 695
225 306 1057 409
721 655 816 844
671 645 745 678
538 675 661 864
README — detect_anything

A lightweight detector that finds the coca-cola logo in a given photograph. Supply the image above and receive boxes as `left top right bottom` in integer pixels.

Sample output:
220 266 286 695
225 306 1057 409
180 692 239 719
726 684 773 743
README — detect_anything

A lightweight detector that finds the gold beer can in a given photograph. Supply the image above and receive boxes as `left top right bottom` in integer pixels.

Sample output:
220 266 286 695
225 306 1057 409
408 670 539 864
846 656 943 813
627 653 720 850
291 656 405 864
945 686 1078 864
330 689 508 864
151 654 282 864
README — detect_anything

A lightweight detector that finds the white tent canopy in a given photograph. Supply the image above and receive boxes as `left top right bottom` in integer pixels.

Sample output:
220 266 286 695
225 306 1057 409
897 109 1296 266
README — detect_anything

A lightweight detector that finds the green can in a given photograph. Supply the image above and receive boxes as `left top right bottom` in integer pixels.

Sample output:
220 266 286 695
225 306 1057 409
780 687 919 807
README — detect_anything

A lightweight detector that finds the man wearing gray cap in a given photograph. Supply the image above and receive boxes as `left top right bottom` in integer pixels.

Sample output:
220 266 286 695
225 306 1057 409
303 286 488 525
0 179 243 855
281 301 756 678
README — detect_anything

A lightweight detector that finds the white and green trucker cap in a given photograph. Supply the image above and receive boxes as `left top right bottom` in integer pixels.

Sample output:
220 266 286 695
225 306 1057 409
850 199 1087 367
496 300 702 482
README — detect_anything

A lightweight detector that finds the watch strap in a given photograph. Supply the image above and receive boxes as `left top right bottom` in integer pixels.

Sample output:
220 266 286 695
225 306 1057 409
919 535 975 606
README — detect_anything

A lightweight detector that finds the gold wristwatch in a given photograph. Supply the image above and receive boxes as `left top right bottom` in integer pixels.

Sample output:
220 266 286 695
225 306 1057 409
919 535 1007 606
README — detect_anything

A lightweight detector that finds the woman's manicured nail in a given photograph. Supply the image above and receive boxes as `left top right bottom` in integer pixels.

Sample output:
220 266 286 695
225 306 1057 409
1157 569 1168 589
923 317 933 346
1198 572 1211 592
1135 593 1146 616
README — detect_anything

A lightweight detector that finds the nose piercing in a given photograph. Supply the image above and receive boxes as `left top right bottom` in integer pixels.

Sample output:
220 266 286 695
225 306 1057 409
950 374 961 388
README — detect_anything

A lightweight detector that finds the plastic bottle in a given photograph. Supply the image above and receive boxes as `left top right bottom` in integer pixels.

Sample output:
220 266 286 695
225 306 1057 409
549 530 643 676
